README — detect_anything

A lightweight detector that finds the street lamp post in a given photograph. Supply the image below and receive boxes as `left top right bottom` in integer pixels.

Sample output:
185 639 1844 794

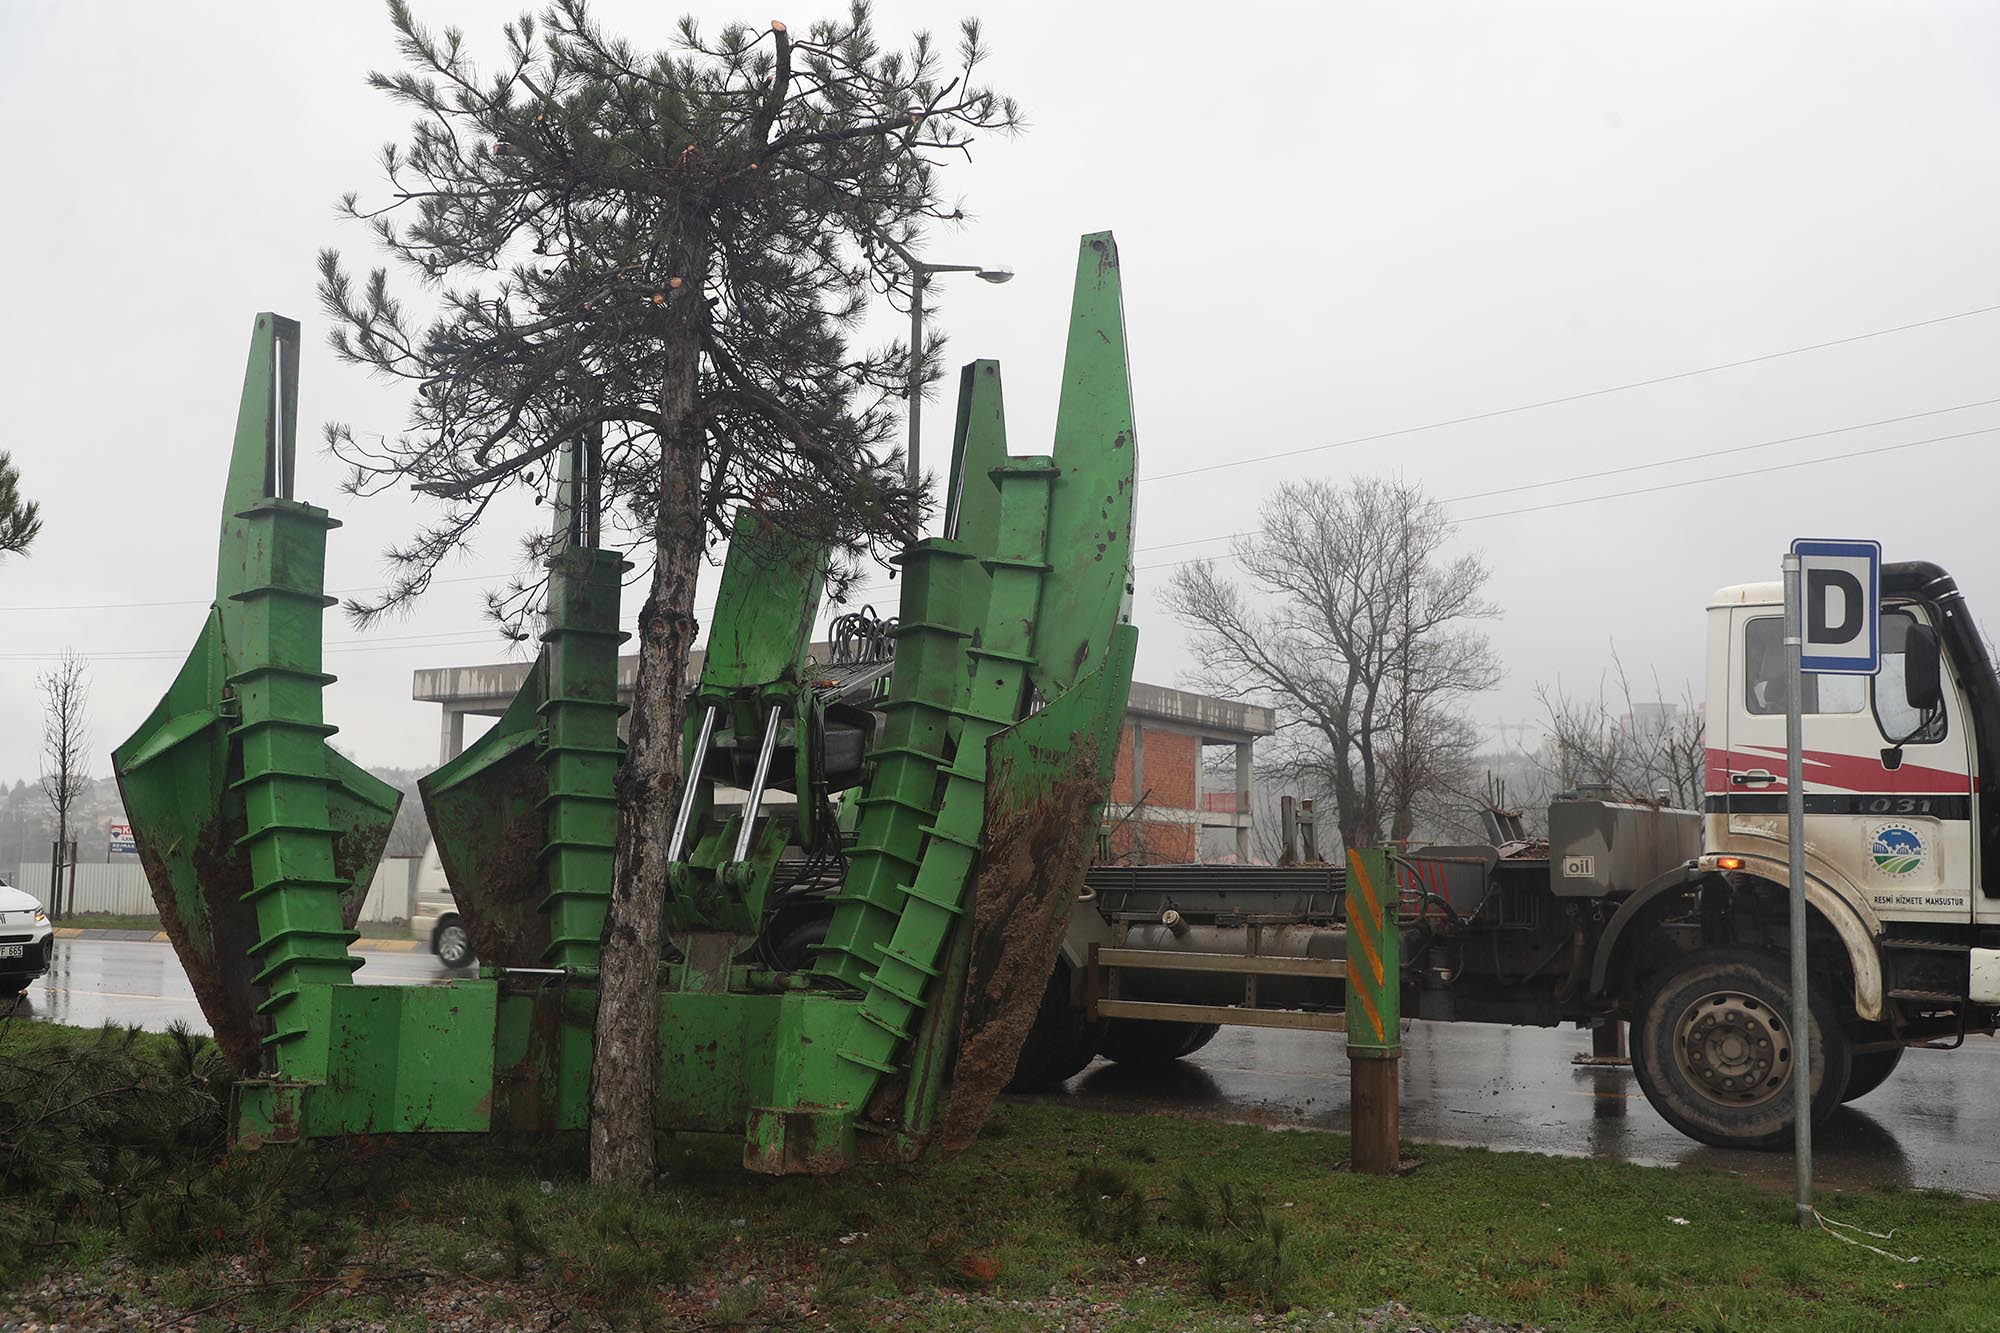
902 256 1013 500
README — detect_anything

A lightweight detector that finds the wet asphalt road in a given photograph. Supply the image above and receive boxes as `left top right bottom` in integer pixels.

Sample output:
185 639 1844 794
1037 1022 2000 1197
20 937 2000 1196
14 935 452 1031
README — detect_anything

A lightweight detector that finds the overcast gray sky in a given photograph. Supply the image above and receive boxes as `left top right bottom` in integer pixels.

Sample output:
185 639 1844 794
5 0 2000 786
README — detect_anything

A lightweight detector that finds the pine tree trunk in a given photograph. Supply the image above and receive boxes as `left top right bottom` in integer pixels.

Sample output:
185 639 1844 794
590 265 708 1186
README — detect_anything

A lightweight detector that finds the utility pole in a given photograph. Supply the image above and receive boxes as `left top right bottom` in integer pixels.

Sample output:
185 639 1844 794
891 247 1013 504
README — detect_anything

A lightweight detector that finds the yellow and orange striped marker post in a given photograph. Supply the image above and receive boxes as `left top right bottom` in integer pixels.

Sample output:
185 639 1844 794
1345 846 1401 1174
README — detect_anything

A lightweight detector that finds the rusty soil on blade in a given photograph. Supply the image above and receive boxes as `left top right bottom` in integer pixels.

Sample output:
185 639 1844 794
935 743 1104 1154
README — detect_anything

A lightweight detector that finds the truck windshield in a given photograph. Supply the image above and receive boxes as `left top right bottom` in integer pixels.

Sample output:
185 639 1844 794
1744 616 1865 715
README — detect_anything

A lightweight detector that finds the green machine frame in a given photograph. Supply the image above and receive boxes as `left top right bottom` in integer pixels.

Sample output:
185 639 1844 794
115 233 1142 1172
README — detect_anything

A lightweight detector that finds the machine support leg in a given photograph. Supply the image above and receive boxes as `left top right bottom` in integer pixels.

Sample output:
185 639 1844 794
1349 1051 1401 1175
1574 1018 1630 1067
1344 847 1402 1175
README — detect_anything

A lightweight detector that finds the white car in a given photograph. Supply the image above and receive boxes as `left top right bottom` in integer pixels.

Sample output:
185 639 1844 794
0 877 54 995
411 846 475 969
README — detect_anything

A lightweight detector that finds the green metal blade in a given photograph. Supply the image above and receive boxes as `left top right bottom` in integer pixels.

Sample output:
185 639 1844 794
944 359 1008 550
930 621 1138 1153
1032 232 1138 695
665 509 828 938
112 313 397 1076
750 234 1141 1170
419 673 552 967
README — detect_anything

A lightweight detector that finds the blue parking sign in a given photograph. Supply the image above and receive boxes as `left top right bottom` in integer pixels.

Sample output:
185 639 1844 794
1790 538 1880 674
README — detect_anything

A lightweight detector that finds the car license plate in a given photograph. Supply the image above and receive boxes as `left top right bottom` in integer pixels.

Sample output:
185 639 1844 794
0 944 22 959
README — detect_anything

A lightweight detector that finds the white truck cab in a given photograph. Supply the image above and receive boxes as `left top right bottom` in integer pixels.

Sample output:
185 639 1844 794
1609 561 2000 1148
1708 570 1978 938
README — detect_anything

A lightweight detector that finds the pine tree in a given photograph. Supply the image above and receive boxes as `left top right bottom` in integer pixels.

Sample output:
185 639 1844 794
321 0 1018 1184
0 452 41 558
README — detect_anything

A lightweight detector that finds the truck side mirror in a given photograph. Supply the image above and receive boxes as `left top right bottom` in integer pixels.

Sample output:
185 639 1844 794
1904 623 1943 712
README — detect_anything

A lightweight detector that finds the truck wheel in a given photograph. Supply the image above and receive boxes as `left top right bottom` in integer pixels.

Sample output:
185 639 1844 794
1005 967 1097 1091
1842 1045 1905 1103
1631 947 1851 1150
1096 1019 1218 1067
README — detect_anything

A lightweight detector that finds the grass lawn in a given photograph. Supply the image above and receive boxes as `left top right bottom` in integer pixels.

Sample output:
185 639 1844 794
4 1021 1997 1331
53 911 168 933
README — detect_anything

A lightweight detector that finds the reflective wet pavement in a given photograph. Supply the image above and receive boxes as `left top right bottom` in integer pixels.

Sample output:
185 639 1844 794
21 939 2000 1196
11 935 454 1031
1029 1021 2000 1197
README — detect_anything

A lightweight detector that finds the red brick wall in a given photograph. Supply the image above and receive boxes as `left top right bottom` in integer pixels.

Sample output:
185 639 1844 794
1104 721 1205 865
1107 820 1198 864
1140 729 1197 810
1112 727 1136 802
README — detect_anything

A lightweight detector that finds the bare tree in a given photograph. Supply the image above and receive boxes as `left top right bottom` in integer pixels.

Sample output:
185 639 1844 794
1529 648 1705 809
1166 477 1500 852
38 651 90 918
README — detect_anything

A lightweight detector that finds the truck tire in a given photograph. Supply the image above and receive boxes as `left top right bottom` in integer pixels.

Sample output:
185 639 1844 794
1842 1045 1905 1103
1005 967 1097 1091
1095 1019 1220 1067
1630 947 1851 1150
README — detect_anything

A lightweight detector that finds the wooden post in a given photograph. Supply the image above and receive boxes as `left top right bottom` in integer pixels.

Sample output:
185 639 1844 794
1345 847 1400 1173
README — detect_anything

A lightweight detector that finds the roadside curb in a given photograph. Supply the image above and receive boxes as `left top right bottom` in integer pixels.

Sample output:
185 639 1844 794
53 927 426 954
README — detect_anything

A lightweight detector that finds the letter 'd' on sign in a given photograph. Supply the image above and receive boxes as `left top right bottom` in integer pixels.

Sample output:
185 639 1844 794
1792 538 1881 675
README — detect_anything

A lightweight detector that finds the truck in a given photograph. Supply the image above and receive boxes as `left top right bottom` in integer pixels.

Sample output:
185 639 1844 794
1005 560 1989 1152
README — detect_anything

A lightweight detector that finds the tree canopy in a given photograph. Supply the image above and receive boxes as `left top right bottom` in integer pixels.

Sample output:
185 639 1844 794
0 452 41 558
321 0 1018 627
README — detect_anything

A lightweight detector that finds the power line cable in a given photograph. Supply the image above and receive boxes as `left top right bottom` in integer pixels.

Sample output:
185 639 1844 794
1449 396 2000 506
0 628 516 665
1128 397 2000 563
0 567 520 614
1133 423 1999 573
1143 301 2000 484
1456 423 2000 524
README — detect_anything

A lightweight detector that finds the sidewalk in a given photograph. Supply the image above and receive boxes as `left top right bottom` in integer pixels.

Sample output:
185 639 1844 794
51 926 426 953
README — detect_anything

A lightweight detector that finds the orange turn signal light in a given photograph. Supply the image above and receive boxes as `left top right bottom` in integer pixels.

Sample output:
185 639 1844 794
1716 856 1744 871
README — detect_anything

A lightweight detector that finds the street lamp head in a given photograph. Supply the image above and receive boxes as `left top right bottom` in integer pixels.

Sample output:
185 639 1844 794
976 267 1015 285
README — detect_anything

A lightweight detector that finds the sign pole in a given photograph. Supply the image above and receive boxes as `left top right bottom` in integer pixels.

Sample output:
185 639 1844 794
1782 550 1813 1230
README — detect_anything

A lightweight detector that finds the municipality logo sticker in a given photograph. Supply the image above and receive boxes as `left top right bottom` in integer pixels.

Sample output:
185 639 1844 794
1870 823 1927 877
